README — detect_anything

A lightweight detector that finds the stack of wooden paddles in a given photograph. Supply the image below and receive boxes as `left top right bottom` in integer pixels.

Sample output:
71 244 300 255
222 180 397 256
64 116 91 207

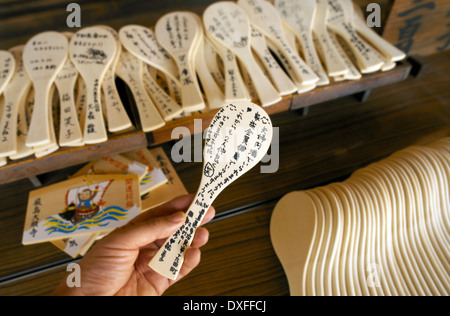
271 138 450 296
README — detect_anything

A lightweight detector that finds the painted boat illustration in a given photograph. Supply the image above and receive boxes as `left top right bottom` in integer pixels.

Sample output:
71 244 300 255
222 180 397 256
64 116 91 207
58 180 113 225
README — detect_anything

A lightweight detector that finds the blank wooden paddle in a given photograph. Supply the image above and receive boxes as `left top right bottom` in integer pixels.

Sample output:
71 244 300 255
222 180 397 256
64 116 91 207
368 162 432 296
377 161 438 295
355 167 415 296
96 25 133 133
326 0 384 73
0 46 32 158
23 32 68 147
302 190 326 296
250 27 298 96
339 182 366 296
70 27 117 144
355 176 397 295
275 0 330 86
391 152 450 288
316 186 344 296
203 2 281 107
149 101 273 280
270 191 318 296
115 51 166 132
155 12 206 113
383 158 449 295
330 183 357 296
238 0 319 89
417 146 450 238
398 153 450 279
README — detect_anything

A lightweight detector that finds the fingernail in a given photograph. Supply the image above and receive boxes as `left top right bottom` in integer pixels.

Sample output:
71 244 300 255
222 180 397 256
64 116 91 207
170 212 186 223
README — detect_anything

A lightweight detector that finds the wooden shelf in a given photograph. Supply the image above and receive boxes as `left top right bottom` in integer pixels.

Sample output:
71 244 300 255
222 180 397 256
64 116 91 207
0 62 412 185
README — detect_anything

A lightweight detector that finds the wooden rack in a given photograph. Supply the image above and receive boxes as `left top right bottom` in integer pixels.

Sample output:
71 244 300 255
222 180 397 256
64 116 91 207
0 61 411 185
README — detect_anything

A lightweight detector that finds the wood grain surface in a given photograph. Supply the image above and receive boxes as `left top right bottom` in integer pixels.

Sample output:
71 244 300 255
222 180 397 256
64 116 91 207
382 0 450 56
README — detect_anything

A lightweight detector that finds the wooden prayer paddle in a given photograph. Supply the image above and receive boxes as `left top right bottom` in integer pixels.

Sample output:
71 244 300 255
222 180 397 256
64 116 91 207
155 12 206 113
0 46 31 158
149 101 273 280
69 27 117 144
23 32 68 147
203 2 281 107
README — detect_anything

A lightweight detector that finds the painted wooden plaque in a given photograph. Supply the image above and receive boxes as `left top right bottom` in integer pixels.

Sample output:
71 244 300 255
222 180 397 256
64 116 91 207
23 174 141 245
382 0 450 56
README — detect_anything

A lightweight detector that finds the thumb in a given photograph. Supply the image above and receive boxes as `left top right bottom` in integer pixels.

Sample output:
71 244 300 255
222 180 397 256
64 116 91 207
106 212 186 250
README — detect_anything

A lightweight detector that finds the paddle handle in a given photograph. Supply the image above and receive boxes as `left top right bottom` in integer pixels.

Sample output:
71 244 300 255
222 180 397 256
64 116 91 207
274 36 319 86
0 83 32 157
142 66 183 120
221 49 250 102
251 40 297 96
237 49 281 107
354 21 406 62
102 69 133 133
297 31 330 86
125 71 165 132
9 91 34 160
176 57 205 113
26 80 51 147
149 194 213 280
195 42 226 110
57 82 83 147
83 77 108 144
0 98 19 157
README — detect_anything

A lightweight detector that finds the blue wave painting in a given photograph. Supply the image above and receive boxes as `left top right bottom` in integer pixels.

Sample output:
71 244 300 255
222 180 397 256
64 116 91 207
44 206 129 235
140 173 153 186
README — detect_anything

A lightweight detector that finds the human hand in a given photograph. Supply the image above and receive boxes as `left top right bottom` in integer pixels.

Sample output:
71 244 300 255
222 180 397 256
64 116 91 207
53 194 215 296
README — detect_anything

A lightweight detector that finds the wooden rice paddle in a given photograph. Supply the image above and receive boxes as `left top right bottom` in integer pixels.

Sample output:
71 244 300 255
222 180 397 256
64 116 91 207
23 32 68 147
69 27 117 144
203 2 281 107
237 0 319 89
149 101 273 280
275 0 330 86
155 12 206 113
0 46 31 158
326 0 384 73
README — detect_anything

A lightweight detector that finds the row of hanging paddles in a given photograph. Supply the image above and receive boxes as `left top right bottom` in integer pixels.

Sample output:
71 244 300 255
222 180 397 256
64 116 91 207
0 0 406 167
